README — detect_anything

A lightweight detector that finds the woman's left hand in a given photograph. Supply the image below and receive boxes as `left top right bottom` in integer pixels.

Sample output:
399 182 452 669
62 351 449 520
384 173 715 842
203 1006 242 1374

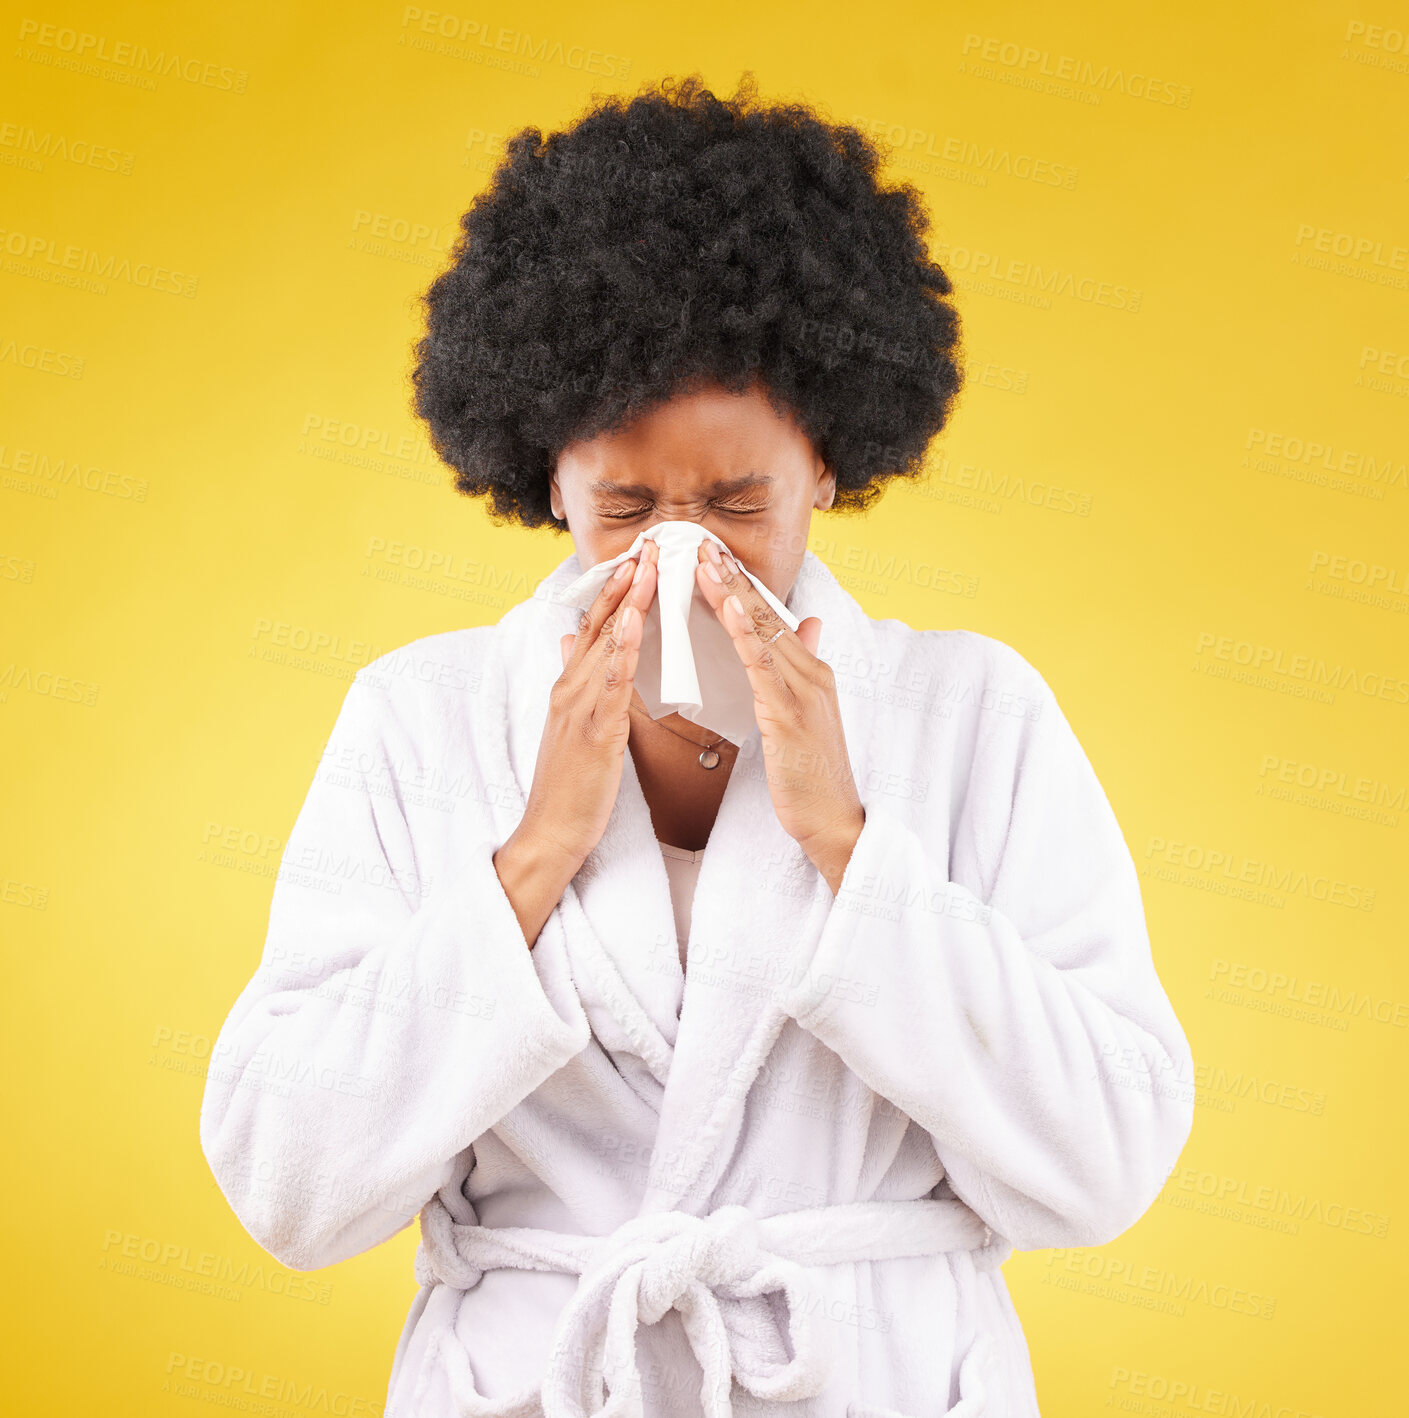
695 540 865 894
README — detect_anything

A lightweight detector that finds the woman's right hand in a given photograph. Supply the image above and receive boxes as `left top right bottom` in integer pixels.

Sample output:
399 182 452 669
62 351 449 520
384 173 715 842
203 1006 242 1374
493 539 659 945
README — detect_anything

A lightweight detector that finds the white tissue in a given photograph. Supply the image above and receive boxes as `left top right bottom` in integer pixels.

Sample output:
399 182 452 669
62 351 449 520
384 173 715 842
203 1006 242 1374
556 520 800 746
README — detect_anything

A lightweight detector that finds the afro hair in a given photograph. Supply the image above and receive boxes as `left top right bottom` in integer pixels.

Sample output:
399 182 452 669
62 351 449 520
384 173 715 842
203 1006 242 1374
410 72 966 532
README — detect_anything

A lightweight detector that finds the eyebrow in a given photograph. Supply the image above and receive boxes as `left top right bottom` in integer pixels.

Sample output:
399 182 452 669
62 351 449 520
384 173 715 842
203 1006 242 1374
588 472 774 497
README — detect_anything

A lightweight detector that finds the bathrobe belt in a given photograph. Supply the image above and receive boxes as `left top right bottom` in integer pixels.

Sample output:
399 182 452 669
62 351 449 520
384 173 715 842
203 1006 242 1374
413 1195 1012 1418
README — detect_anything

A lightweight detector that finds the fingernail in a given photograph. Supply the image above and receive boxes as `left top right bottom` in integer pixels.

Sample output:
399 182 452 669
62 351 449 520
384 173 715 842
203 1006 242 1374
726 594 744 617
703 561 723 584
614 560 633 582
703 540 722 563
632 557 646 585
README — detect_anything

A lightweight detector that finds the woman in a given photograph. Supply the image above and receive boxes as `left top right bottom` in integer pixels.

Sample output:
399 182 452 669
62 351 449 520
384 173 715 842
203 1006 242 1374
201 74 1194 1418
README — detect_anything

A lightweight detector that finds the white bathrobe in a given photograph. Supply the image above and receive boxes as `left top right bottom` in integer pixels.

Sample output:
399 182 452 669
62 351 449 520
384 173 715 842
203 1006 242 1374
199 544 1196 1418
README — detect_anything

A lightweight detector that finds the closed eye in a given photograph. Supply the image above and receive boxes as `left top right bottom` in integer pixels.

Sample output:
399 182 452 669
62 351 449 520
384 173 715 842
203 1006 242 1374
599 505 766 519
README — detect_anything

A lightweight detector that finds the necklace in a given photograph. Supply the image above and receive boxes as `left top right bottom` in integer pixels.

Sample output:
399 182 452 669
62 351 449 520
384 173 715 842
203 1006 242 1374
631 705 730 769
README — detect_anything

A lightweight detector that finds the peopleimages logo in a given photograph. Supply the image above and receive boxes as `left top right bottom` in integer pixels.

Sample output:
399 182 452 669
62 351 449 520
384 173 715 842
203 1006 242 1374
162 1352 382 1414
1193 632 1409 705
15 18 250 92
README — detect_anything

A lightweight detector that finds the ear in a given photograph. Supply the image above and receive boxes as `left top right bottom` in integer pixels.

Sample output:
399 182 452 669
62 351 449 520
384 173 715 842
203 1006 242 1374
549 469 564 523
815 460 837 512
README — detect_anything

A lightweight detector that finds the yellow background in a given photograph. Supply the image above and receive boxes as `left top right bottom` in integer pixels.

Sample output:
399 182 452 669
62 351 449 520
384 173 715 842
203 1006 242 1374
4 1 1406 1412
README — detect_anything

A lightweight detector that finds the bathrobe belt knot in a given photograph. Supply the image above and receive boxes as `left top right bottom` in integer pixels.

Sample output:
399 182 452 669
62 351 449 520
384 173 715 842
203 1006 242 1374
414 1194 1011 1418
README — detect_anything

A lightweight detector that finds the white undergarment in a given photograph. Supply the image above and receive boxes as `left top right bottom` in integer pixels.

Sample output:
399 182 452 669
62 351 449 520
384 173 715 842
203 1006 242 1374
656 838 705 968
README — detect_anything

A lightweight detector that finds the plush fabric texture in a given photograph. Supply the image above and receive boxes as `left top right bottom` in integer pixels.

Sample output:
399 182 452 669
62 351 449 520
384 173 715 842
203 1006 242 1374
199 545 1196 1418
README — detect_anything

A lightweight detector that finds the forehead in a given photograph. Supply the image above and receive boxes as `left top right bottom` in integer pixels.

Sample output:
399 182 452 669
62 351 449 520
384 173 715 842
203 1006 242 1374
557 381 813 490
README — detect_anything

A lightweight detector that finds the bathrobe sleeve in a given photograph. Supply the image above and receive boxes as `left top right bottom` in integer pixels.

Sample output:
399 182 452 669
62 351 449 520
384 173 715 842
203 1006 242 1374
199 666 592 1273
779 643 1195 1251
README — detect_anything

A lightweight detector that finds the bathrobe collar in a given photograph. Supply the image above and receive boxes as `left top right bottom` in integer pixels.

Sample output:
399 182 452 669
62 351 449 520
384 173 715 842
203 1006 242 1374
499 546 881 1214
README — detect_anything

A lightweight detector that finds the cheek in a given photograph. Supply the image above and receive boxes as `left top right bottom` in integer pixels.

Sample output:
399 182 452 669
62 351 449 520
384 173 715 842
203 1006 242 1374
738 517 808 576
576 515 643 564
571 530 619 570
774 507 816 559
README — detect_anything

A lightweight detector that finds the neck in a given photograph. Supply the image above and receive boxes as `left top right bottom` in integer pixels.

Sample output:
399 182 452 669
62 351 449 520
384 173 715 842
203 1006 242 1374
628 701 737 760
